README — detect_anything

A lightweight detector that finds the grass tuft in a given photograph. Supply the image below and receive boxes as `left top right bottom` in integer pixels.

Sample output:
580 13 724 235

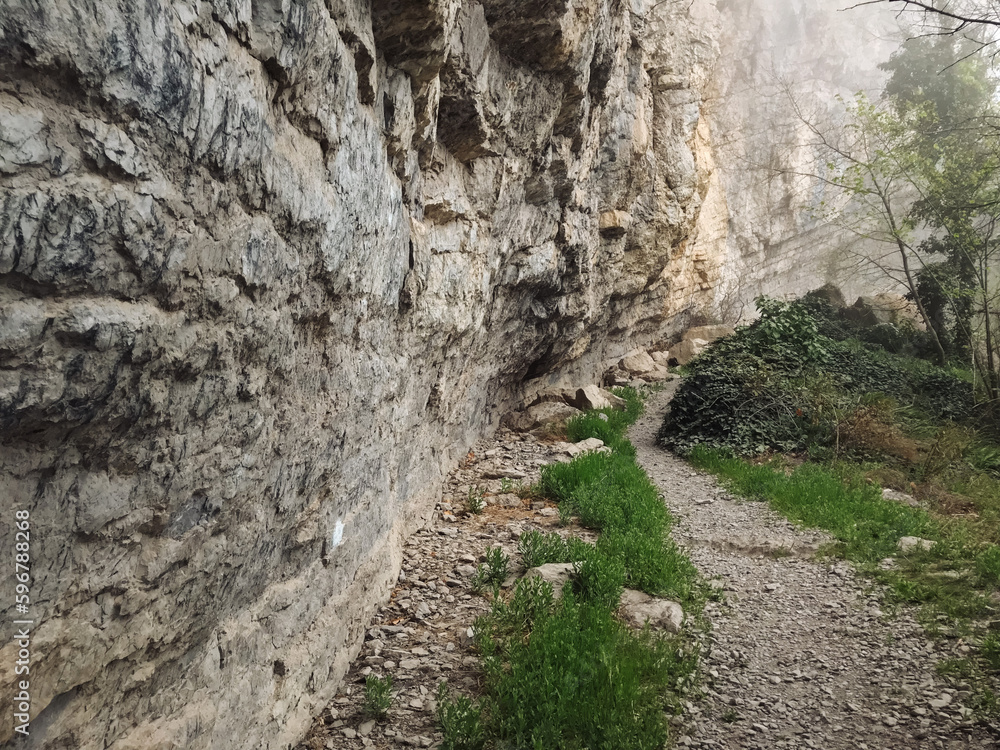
362 673 393 721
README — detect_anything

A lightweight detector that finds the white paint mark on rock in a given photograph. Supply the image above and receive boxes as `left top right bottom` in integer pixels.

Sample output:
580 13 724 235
332 519 345 548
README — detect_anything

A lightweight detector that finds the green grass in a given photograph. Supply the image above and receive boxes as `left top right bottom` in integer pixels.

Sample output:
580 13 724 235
542 396 700 603
478 589 695 750
689 448 938 563
565 386 643 451
437 387 703 748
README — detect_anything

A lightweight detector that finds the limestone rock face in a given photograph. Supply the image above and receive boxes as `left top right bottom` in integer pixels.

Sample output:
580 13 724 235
697 0 909 321
0 0 907 748
0 2 723 747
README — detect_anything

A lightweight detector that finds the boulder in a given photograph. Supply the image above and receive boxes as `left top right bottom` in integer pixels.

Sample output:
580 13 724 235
669 338 709 366
566 437 609 457
605 390 628 411
807 283 847 308
504 401 582 432
642 364 675 382
530 387 577 407
620 589 684 633
898 536 935 553
684 324 734 342
650 351 670 364
873 293 925 329
523 563 576 598
604 367 632 387
620 349 657 375
572 384 626 411
882 488 920 508
551 438 610 458
842 296 894 327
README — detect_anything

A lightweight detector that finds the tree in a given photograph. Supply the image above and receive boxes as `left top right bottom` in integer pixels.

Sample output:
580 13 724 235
910 132 1000 399
818 18 1000 399
879 33 994 131
862 1 1000 32
816 93 951 365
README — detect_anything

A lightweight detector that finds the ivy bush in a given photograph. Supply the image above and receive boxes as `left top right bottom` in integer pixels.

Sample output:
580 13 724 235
659 296 975 457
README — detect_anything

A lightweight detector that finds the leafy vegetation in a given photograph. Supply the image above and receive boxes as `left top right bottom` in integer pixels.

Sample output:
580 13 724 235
437 388 704 748
659 296 976 457
466 485 486 514
662 292 1000 711
476 588 695 750
470 546 510 594
437 682 486 750
362 673 394 721
815 29 1000 398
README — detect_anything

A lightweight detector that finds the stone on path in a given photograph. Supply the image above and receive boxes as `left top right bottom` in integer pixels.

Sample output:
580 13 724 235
882 488 920 507
897 536 935 553
504 401 581 432
621 349 657 375
522 563 575 598
620 588 684 633
573 384 626 411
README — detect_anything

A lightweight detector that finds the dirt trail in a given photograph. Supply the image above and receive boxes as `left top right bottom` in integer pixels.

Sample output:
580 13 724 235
631 385 998 750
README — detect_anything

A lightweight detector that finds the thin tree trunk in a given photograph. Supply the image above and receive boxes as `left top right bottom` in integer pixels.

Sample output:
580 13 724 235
882 195 950 364
984 303 999 401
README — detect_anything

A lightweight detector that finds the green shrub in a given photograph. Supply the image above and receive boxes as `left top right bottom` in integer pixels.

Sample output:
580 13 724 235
363 674 394 721
471 547 510 593
574 552 626 610
597 527 698 602
539 450 616 504
474 575 559 654
467 485 486 514
976 546 1000 587
658 295 976 457
518 530 593 570
753 296 830 366
982 633 1000 672
437 683 486 750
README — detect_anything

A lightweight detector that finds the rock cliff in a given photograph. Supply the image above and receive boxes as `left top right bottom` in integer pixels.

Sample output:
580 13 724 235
0 1 720 747
0 1 899 748
697 0 904 319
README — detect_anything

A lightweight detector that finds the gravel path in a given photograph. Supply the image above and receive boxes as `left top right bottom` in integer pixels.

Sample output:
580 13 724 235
631 386 999 750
